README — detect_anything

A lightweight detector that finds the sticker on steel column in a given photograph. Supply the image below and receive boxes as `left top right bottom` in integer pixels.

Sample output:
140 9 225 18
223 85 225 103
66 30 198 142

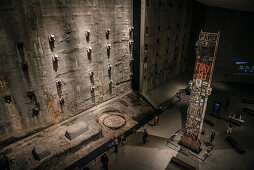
196 79 202 87
195 100 200 105
200 98 204 106
196 117 201 121
202 81 208 86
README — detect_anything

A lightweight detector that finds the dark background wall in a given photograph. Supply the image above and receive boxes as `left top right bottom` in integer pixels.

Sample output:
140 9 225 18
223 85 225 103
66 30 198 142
141 0 193 92
189 2 254 84
132 0 141 91
0 0 133 144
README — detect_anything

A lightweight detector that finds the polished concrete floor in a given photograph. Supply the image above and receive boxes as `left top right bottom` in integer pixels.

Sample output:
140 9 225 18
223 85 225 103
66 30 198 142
143 72 192 107
86 81 254 170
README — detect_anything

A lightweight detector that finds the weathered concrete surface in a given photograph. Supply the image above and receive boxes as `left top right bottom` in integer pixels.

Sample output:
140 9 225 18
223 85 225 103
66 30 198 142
1 119 102 170
65 122 89 140
32 143 51 160
141 0 192 92
0 92 154 170
0 0 133 147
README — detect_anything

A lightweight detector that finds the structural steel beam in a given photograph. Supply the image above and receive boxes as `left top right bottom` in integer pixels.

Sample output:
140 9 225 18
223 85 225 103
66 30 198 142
179 30 220 153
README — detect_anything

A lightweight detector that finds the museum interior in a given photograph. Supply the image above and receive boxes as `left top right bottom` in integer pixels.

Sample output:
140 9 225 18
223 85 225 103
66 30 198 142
0 0 254 170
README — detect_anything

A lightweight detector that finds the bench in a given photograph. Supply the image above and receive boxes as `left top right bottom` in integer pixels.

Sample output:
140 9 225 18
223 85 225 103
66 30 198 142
65 122 89 140
32 143 51 160
229 115 244 126
171 156 195 170
226 136 245 154
243 108 254 116
242 99 254 104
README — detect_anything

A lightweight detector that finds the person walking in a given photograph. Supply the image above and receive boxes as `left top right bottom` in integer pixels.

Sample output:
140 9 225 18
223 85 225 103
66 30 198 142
143 129 148 144
113 137 118 153
100 153 109 170
210 129 216 145
227 122 233 135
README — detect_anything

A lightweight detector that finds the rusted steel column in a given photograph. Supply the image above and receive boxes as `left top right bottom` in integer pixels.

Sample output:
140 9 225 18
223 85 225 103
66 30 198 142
179 30 220 153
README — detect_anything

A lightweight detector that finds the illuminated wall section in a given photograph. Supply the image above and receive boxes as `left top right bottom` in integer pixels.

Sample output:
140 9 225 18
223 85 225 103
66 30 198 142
0 0 133 145
180 31 220 152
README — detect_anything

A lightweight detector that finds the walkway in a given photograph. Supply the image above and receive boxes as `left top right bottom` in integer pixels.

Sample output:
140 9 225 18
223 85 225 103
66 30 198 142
86 82 254 170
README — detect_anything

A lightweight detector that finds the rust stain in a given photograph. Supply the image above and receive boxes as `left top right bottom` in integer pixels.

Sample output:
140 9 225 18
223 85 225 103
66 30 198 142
44 90 61 123
98 70 104 102
6 104 22 132
0 75 8 93
47 99 61 123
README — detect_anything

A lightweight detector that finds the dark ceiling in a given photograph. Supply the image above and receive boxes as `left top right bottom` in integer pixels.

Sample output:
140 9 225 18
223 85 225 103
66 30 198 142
196 0 254 12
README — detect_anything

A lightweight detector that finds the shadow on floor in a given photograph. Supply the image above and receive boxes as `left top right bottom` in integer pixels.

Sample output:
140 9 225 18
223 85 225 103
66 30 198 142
126 132 169 149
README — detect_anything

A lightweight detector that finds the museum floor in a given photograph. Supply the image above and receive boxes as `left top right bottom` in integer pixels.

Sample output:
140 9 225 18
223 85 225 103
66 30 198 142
86 81 254 170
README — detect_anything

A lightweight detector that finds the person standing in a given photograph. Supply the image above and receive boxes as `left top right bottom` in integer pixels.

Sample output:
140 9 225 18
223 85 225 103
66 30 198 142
120 134 126 145
235 112 242 120
227 122 233 135
210 129 216 145
113 137 118 153
101 153 109 170
143 129 148 144
154 115 159 126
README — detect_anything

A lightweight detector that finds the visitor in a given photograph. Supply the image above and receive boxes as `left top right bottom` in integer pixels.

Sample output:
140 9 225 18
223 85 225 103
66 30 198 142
113 137 118 153
143 129 148 144
120 134 126 145
101 153 109 170
235 113 241 120
227 122 233 135
154 115 159 126
210 129 216 145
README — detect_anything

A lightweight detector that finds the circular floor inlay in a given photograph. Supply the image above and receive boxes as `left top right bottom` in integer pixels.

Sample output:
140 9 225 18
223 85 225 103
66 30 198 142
103 114 126 129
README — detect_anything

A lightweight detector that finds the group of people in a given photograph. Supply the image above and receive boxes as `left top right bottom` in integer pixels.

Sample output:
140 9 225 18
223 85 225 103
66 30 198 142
100 115 159 170
209 120 234 146
100 134 126 170
99 112 236 170
112 133 126 153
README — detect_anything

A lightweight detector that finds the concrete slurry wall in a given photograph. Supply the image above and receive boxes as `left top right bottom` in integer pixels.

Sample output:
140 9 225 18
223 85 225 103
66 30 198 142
142 0 192 92
0 0 133 144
